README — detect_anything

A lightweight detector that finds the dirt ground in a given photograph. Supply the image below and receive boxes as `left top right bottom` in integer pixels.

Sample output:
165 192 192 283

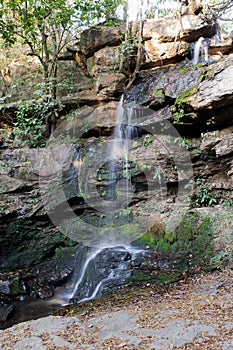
0 270 232 349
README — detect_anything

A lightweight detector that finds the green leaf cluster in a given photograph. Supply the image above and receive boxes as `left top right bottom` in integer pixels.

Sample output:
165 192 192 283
13 97 59 147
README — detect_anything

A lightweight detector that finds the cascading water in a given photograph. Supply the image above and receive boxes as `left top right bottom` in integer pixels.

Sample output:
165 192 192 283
52 245 146 305
105 96 137 218
53 97 146 304
193 37 210 65
70 245 144 304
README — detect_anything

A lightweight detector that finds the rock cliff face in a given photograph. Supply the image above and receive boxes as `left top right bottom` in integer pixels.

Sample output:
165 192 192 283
0 14 233 311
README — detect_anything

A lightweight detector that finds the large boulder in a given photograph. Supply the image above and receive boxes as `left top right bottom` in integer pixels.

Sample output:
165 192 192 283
87 46 120 76
142 15 217 43
143 40 189 68
124 55 233 134
180 57 233 110
79 25 121 57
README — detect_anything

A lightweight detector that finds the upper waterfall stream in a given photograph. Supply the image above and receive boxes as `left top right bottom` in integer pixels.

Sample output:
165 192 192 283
54 97 146 304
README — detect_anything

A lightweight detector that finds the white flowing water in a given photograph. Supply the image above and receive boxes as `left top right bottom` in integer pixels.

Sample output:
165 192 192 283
70 247 103 299
106 96 134 212
53 97 145 304
70 245 145 303
193 37 209 65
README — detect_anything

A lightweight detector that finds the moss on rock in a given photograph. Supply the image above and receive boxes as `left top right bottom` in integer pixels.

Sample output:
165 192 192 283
175 85 198 107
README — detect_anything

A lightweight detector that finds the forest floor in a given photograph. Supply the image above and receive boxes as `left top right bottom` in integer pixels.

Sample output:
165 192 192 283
0 269 232 349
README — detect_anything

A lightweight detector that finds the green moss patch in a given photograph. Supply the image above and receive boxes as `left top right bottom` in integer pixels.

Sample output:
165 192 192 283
136 213 215 271
175 85 198 107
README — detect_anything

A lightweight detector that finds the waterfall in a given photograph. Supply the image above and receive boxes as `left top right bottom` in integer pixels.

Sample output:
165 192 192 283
70 247 103 300
105 96 137 214
67 245 145 304
52 97 146 305
193 37 210 65
68 98 143 302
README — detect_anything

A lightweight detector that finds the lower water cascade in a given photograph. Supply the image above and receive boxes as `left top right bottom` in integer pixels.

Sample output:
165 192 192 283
53 245 146 305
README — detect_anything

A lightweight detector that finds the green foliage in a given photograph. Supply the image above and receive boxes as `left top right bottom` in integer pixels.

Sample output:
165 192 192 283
201 131 218 139
137 232 156 248
199 67 214 83
174 137 191 149
143 135 153 147
159 216 214 267
0 0 74 53
153 88 164 104
179 66 190 73
195 188 217 207
119 34 138 66
13 101 44 147
223 198 233 208
145 1 178 18
13 97 59 147
129 272 153 282
114 208 132 219
194 180 218 207
75 0 124 26
0 0 75 101
172 107 185 123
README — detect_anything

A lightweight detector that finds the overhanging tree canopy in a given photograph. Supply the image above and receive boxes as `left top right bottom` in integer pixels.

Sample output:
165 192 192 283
0 0 124 99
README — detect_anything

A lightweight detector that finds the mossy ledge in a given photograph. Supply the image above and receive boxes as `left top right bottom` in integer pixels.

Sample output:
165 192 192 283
175 85 199 107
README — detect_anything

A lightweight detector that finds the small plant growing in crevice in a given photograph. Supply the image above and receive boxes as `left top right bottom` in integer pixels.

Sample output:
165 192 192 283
13 101 46 147
143 134 153 147
193 180 218 207
172 107 185 123
174 137 192 149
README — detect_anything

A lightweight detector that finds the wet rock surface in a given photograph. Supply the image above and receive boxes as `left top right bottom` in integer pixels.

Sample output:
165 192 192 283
0 305 14 323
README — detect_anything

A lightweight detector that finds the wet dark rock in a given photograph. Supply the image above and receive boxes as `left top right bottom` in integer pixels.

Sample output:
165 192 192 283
124 56 233 136
0 305 14 323
183 57 233 110
0 244 78 303
0 275 27 300
124 63 202 108
0 280 10 296
71 246 134 302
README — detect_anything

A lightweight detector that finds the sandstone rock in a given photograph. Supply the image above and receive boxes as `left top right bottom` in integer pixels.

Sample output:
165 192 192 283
95 72 126 96
142 15 217 43
0 148 40 181
61 89 109 106
74 101 118 130
227 162 233 178
79 25 121 57
143 40 188 68
214 138 233 158
87 46 120 77
187 63 233 110
0 175 26 194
